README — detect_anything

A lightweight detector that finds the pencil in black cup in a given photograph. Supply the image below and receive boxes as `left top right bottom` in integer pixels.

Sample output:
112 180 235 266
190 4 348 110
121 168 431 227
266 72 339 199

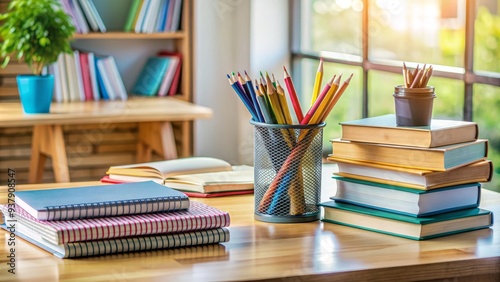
226 74 258 120
244 71 265 122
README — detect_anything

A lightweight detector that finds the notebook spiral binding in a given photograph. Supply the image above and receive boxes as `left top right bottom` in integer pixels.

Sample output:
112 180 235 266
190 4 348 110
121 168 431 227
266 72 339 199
44 196 187 220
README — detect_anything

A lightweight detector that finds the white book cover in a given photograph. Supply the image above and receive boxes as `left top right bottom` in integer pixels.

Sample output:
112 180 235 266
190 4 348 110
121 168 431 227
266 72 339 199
50 63 63 103
134 0 151 33
77 0 98 31
73 50 86 101
59 0 81 33
86 0 107 32
105 56 128 100
144 0 161 33
68 0 89 34
57 54 70 103
96 57 116 100
170 0 183 31
158 57 178 96
64 53 80 102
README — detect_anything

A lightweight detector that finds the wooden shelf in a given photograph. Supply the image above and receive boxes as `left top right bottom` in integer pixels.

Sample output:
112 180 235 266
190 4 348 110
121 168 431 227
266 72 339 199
0 0 198 184
72 31 187 40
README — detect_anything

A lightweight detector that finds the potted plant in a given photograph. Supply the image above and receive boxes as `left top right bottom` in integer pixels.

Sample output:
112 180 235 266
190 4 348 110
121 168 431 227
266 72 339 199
0 0 75 114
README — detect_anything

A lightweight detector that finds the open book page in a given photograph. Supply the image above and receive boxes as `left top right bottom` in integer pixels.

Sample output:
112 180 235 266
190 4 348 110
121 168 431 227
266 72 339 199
107 157 233 180
164 168 254 193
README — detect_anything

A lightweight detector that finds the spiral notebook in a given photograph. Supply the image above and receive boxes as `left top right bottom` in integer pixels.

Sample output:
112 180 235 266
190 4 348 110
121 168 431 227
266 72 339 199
14 181 189 221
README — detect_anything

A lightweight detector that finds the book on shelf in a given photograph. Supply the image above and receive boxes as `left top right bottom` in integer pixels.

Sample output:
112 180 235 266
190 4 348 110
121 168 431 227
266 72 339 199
105 157 254 197
77 0 106 32
157 50 182 96
132 56 172 96
14 181 189 221
1 201 229 244
67 0 90 34
329 157 493 190
8 223 229 259
126 0 183 33
124 0 143 32
78 51 94 101
331 176 481 217
339 114 478 148
330 138 488 171
320 200 493 240
73 50 86 101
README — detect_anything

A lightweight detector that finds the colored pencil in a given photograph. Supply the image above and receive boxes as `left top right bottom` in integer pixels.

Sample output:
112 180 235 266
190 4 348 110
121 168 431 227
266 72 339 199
227 74 258 120
283 66 304 123
244 71 264 122
310 58 324 106
301 75 334 125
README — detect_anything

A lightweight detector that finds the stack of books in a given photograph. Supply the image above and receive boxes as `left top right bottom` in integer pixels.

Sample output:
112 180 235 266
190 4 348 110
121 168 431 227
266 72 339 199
59 0 107 34
124 0 183 33
320 114 494 240
1 181 230 258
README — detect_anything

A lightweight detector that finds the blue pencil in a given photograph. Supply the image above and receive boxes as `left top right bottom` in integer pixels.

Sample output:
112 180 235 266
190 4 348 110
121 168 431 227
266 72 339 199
227 74 259 120
244 71 264 122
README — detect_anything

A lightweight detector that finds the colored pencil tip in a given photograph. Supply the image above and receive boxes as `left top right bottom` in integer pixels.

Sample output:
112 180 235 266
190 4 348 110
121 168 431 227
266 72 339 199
226 74 230 79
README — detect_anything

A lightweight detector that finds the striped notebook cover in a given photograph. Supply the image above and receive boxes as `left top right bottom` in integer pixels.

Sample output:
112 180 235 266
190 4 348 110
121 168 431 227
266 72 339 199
14 223 230 258
1 201 230 244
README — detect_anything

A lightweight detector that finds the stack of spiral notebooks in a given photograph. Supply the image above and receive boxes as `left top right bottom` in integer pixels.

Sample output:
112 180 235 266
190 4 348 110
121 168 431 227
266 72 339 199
0 181 230 258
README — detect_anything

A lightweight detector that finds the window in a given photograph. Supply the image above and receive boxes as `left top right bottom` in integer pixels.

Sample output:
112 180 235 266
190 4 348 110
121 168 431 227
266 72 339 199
291 0 500 192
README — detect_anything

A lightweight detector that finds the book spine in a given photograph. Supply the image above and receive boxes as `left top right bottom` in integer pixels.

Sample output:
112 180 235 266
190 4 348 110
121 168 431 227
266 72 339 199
43 196 189 220
62 228 230 258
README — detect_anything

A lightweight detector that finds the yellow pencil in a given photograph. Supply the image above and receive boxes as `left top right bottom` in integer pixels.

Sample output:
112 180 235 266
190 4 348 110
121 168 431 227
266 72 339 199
266 74 286 124
319 73 353 122
310 57 324 106
308 74 340 125
276 81 293 125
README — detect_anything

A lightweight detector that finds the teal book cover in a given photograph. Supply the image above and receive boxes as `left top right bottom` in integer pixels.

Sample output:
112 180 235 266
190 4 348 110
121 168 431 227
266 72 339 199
320 200 493 240
132 57 171 96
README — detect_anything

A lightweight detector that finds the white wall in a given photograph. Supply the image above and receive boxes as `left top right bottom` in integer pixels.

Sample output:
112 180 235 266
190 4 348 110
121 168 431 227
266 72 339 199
193 0 289 165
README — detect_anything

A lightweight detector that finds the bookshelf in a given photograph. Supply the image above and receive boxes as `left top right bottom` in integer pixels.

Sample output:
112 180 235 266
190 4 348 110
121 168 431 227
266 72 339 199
0 0 201 184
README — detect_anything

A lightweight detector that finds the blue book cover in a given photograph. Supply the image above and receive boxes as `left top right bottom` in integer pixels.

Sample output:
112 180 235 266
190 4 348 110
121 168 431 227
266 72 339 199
94 56 109 100
14 181 189 221
132 57 171 96
331 176 481 217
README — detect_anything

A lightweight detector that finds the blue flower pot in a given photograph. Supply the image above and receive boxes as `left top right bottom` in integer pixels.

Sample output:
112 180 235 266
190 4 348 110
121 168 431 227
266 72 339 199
17 74 55 114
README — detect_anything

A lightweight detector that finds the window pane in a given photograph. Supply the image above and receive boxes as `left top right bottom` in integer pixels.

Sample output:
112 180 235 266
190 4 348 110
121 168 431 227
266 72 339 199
474 0 500 73
294 58 363 152
299 0 362 55
368 0 465 67
368 70 464 119
473 84 500 193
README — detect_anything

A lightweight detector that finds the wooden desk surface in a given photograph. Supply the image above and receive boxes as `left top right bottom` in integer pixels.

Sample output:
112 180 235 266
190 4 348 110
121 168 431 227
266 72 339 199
0 96 212 127
0 176 499 281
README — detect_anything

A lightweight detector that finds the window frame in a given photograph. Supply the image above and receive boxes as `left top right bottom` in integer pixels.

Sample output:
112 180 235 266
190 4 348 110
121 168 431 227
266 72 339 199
290 0 500 121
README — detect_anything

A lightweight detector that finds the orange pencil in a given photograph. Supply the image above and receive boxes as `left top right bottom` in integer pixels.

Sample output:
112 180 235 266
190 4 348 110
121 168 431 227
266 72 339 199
320 74 353 122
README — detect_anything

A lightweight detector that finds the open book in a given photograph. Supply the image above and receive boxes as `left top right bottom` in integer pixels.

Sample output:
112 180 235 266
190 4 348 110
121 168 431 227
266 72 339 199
104 157 254 197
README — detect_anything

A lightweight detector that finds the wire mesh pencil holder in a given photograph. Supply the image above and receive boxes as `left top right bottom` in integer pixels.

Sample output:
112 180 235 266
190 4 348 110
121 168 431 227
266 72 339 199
251 120 325 223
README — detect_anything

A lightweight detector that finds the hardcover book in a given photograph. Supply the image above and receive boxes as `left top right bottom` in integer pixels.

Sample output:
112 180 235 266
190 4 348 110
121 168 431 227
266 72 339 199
14 181 189 221
320 201 493 240
329 157 492 190
132 56 171 96
1 201 229 244
339 114 478 148
331 176 481 217
330 138 488 171
10 224 229 258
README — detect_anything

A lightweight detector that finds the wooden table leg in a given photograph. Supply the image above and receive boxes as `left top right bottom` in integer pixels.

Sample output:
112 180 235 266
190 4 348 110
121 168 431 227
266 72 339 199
28 125 70 183
136 121 177 163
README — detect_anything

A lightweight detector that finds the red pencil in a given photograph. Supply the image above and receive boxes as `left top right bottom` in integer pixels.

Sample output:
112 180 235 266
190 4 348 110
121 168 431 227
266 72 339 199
283 66 304 123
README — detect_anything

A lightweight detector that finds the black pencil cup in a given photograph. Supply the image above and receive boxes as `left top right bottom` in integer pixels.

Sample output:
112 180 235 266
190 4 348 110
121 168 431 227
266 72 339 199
251 120 325 223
